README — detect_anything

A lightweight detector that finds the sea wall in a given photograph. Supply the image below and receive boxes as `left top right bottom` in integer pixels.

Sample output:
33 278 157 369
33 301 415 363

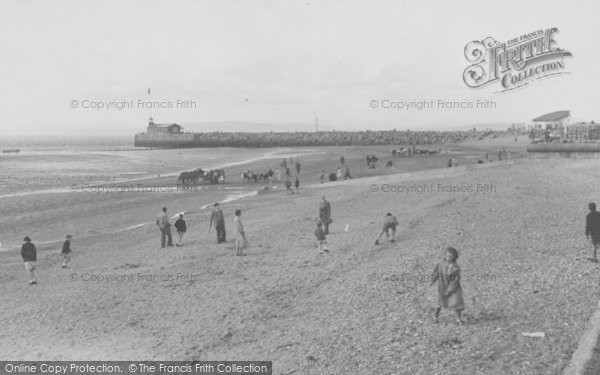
133 130 489 148
527 143 600 159
134 133 196 148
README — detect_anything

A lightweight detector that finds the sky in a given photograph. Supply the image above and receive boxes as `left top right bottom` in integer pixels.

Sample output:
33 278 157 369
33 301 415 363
0 0 598 135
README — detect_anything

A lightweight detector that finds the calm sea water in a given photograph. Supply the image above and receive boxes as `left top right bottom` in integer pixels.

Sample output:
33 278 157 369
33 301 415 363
0 136 278 197
0 137 323 252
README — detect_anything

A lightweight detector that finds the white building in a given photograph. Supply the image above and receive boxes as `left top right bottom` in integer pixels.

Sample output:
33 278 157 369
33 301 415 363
146 117 183 135
531 111 570 136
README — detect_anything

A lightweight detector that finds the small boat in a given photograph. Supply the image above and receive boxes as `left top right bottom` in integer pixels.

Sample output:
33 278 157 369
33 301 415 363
2 149 20 153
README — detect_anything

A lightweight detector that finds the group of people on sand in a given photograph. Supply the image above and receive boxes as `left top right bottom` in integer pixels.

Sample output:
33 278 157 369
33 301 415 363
155 203 249 256
285 176 300 195
18 149 600 329
367 211 465 325
318 156 352 184
309 197 600 325
312 196 462 324
208 203 249 256
156 207 187 248
19 234 72 285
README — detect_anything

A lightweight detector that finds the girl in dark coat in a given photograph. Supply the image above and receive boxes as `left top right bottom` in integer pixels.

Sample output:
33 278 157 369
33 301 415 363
431 247 465 325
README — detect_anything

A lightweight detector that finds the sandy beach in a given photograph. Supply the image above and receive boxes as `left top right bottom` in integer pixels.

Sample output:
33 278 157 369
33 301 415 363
5 1 600 373
0 136 598 374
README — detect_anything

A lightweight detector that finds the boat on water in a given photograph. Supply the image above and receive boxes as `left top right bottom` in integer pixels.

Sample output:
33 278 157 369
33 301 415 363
2 149 20 153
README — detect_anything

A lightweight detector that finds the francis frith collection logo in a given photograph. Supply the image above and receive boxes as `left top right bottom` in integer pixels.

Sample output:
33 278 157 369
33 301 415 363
463 28 573 92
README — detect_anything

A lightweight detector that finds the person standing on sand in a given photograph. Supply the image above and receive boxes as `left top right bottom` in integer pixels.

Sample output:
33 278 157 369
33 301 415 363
294 176 300 194
320 170 325 184
586 202 600 262
234 209 249 256
21 236 37 285
344 166 352 180
156 207 173 248
430 246 464 325
295 158 301 174
319 195 332 234
174 214 187 247
285 178 293 195
275 168 281 182
374 213 399 245
61 234 72 268
209 203 226 243
314 221 329 253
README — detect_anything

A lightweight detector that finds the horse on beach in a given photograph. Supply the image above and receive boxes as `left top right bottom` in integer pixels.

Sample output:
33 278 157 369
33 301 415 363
178 168 225 188
178 168 205 187
391 147 408 157
242 169 274 183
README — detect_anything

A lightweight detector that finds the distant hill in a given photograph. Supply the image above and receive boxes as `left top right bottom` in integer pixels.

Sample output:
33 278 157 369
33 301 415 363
441 123 512 132
181 122 329 133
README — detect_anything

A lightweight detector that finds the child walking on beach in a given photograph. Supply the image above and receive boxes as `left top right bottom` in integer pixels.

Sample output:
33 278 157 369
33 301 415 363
21 236 37 285
234 209 249 256
285 178 293 195
430 246 464 325
61 234 72 268
174 214 187 247
314 221 329 253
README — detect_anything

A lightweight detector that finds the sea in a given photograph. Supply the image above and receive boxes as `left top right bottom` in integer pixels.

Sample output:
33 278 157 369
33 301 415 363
0 136 327 253
0 136 308 198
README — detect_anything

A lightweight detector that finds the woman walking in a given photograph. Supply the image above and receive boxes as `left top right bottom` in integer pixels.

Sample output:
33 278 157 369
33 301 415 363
234 209 249 256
